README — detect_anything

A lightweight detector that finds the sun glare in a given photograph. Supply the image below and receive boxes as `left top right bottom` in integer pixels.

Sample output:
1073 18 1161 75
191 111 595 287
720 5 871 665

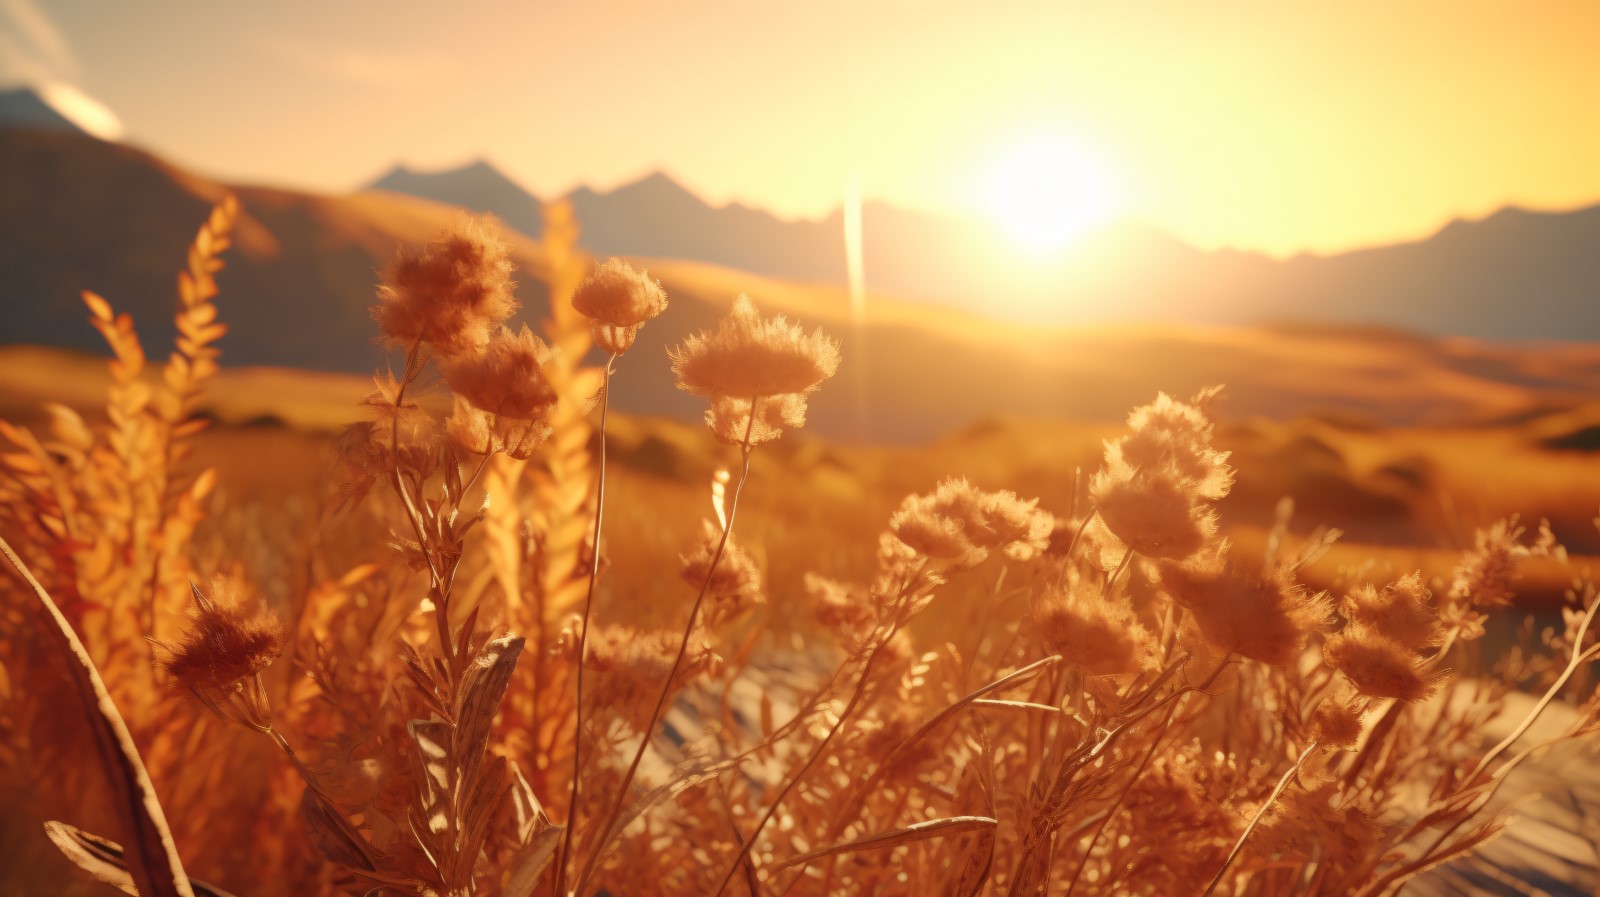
982 136 1120 253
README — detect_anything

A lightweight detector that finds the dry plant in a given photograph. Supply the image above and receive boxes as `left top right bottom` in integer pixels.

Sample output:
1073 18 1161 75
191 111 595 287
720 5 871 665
2 200 1598 897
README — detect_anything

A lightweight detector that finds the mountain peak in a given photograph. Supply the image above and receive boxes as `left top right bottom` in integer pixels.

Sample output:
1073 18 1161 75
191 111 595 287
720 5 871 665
366 158 542 237
0 85 122 140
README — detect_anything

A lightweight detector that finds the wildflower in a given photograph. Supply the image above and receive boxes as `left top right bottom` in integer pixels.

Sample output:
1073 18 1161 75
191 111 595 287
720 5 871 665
1089 388 1231 561
888 478 1053 568
669 295 840 444
1158 543 1331 666
1123 750 1237 894
571 258 668 354
156 577 283 732
805 573 875 638
704 393 808 446
372 217 518 356
1091 466 1217 560
1343 573 1440 651
1113 388 1234 500
1033 584 1153 676
443 395 549 460
1323 622 1442 702
584 624 721 732
442 324 559 421
1257 779 1385 891
680 519 762 606
1310 691 1367 748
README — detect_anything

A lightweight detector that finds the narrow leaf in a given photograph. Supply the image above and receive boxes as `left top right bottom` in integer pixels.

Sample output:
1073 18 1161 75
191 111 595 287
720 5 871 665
776 816 998 870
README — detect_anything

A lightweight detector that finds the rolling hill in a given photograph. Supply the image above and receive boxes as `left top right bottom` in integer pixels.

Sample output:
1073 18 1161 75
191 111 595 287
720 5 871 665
5 124 1600 443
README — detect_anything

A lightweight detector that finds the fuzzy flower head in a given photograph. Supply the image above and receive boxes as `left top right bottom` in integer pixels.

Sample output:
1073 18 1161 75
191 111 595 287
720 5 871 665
888 478 1054 569
680 519 763 626
1033 583 1154 677
1090 466 1218 560
442 324 559 421
805 573 876 640
704 393 808 446
1323 621 1443 702
443 394 550 460
584 624 721 733
571 258 669 354
1111 388 1234 501
156 577 283 732
1158 543 1331 666
1343 573 1441 651
372 217 519 356
1089 387 1231 562
669 295 840 444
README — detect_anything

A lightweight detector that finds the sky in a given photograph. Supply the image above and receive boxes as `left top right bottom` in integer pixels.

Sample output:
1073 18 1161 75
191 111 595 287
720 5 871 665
4 0 1599 256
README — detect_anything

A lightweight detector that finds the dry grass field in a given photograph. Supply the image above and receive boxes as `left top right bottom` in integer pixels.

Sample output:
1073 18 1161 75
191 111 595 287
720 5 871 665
2 201 1598 897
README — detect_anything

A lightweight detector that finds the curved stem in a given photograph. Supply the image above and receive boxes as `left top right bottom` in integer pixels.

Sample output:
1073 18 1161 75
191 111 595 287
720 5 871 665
572 404 759 896
720 614 905 897
557 354 615 897
1202 739 1318 897
1062 701 1178 897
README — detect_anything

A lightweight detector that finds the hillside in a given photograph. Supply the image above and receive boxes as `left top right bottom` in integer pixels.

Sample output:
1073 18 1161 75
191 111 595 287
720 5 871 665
7 127 1600 443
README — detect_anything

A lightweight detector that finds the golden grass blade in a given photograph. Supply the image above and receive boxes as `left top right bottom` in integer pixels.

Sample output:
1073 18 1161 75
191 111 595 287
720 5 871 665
503 823 565 897
774 816 998 870
43 822 238 897
1 535 196 897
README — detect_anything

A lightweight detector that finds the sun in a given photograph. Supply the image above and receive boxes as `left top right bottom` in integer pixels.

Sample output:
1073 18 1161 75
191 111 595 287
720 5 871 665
981 135 1121 253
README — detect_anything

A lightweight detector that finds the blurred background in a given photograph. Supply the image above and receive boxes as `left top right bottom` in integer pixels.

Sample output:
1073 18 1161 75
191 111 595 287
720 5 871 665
2 0 1599 607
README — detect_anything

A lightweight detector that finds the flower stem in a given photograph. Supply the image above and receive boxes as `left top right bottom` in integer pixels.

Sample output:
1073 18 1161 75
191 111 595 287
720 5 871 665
1202 739 1317 897
572 402 760 895
557 354 615 897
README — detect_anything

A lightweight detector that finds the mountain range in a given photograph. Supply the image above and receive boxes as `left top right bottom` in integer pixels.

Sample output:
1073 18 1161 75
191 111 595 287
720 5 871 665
4 86 1600 442
364 157 1600 339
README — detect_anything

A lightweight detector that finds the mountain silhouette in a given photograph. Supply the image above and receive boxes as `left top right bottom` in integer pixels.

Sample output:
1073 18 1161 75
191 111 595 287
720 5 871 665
6 127 1600 441
0 87 96 135
365 159 1600 337
370 160 544 238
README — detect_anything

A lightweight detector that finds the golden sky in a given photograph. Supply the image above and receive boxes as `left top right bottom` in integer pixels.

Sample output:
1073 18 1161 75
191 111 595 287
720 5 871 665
11 0 1600 255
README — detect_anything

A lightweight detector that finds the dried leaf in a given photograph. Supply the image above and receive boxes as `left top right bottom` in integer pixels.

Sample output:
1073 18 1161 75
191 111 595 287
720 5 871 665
503 824 565 897
43 822 239 897
1 536 196 897
775 816 998 870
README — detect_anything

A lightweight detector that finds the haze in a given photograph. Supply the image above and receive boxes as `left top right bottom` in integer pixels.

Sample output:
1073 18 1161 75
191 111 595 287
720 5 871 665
5 0 1600 256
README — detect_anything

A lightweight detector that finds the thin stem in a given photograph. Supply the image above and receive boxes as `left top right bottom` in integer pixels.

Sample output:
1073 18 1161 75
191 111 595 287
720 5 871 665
1202 740 1318 897
1062 701 1179 897
572 403 760 896
1465 597 1599 785
1106 547 1135 593
722 615 906 897
558 354 615 897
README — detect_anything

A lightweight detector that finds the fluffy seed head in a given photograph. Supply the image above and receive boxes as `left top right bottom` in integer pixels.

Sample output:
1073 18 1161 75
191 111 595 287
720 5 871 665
889 478 1053 567
443 394 550 459
1310 691 1368 748
670 295 841 400
680 519 762 604
1158 544 1331 666
373 217 518 356
1323 622 1442 702
157 576 283 731
1113 388 1234 501
1343 573 1441 651
442 324 559 420
1033 584 1154 676
1092 466 1217 560
705 393 808 446
572 258 668 354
